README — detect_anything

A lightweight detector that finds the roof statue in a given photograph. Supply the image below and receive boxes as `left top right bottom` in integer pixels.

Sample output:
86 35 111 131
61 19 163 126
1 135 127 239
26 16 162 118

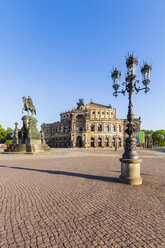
76 98 84 110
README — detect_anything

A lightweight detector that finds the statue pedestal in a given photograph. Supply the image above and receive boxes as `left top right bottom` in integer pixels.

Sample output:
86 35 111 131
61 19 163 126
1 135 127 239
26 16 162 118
5 116 50 154
119 158 142 185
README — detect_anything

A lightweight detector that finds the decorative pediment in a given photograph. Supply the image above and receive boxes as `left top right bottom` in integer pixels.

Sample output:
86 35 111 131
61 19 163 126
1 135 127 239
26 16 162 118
83 102 112 110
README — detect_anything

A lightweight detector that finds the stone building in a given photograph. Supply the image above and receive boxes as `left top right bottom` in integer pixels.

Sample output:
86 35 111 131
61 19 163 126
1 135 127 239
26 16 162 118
42 101 141 148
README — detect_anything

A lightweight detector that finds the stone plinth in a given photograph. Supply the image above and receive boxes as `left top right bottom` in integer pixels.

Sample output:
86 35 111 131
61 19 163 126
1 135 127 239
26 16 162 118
119 158 142 185
5 115 50 154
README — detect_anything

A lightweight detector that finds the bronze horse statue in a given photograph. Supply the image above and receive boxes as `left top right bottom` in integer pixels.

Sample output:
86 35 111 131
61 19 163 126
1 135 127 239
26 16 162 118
22 96 36 116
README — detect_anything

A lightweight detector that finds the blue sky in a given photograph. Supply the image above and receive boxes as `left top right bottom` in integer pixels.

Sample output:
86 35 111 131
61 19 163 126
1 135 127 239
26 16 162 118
0 0 164 130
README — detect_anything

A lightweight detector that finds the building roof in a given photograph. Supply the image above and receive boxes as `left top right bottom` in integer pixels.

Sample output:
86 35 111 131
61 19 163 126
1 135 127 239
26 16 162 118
83 102 112 109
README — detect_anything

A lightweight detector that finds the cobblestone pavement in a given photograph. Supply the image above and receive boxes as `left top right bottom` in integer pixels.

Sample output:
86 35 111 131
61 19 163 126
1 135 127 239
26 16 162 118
0 148 165 248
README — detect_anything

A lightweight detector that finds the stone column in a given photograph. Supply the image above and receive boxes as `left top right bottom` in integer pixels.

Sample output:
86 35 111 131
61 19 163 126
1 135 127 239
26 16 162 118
94 136 97 148
102 123 105 132
13 122 19 145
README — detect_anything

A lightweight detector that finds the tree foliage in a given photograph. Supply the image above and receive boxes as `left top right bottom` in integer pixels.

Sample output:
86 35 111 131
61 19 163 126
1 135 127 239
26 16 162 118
142 129 165 147
0 125 14 144
0 125 6 143
152 130 165 147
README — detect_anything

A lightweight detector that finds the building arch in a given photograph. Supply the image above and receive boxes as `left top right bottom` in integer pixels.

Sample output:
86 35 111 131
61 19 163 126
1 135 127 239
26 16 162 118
105 124 109 132
91 137 95 147
105 136 109 147
98 137 102 147
118 137 122 147
90 124 95 131
112 136 115 147
98 124 102 132
111 124 115 132
76 136 83 148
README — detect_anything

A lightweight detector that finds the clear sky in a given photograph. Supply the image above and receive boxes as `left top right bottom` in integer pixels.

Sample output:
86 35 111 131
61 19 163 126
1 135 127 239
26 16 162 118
0 0 164 131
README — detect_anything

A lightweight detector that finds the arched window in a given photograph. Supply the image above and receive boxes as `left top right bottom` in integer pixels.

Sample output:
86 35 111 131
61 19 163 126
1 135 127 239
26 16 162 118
111 124 115 132
98 137 102 147
105 124 109 132
118 138 121 147
91 137 94 147
105 137 109 147
98 124 102 131
91 124 95 131
112 137 115 147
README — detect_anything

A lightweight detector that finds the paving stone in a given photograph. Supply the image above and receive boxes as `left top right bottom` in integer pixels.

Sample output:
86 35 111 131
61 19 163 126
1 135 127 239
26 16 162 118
0 148 165 247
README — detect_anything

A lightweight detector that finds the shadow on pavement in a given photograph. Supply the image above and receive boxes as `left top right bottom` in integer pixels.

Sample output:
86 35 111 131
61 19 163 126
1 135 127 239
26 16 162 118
0 165 119 183
151 148 165 153
108 169 153 177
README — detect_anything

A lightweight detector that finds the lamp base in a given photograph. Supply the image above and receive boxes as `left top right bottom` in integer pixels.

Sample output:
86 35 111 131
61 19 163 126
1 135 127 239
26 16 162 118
119 158 142 185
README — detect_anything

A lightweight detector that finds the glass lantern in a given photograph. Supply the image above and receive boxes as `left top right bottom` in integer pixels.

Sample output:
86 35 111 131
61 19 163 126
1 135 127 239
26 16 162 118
126 55 138 78
141 64 152 86
111 69 121 91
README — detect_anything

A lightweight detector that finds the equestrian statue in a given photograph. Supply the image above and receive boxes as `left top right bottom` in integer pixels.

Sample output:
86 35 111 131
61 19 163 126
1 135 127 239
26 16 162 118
22 96 36 116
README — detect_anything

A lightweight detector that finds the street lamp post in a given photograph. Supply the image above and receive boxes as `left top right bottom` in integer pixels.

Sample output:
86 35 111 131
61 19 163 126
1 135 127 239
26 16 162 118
111 54 152 185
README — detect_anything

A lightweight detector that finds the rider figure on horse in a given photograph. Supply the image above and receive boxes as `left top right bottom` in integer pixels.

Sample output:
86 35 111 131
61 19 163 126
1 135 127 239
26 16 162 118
22 96 36 116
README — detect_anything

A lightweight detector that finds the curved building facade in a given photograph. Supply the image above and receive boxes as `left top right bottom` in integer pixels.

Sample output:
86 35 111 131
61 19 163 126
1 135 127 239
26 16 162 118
42 102 141 148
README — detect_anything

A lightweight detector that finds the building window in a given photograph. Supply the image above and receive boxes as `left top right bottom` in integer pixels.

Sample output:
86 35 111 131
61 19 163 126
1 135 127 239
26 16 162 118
98 124 102 131
107 112 109 115
102 111 104 115
119 125 121 132
105 124 109 132
98 111 100 114
79 126 83 132
92 111 95 114
111 124 115 132
112 137 115 147
91 137 94 147
91 124 95 131
98 137 102 147
118 138 121 147
105 137 109 147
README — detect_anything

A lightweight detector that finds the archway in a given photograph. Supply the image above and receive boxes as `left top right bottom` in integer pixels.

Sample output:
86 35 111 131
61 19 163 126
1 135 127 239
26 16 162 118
91 137 94 147
98 137 102 147
76 136 83 148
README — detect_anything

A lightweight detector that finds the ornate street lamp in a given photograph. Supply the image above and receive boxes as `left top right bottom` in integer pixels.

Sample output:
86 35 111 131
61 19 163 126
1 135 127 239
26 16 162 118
111 54 152 185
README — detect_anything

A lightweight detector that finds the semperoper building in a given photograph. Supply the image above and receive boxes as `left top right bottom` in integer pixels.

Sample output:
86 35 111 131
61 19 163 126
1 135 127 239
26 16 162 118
42 101 141 148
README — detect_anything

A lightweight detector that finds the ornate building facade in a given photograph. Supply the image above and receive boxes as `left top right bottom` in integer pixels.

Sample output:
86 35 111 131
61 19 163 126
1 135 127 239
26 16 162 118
42 102 141 148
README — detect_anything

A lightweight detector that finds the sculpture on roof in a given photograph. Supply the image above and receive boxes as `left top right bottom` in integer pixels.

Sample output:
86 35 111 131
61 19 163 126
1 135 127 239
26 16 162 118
77 98 84 110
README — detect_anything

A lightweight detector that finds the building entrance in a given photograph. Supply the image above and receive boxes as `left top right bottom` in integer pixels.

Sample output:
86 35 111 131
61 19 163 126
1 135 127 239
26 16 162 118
76 136 83 147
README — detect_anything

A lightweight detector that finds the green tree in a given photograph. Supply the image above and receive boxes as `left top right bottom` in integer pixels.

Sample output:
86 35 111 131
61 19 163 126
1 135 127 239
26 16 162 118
5 127 14 140
0 125 14 144
141 129 154 134
0 125 6 143
152 130 165 147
